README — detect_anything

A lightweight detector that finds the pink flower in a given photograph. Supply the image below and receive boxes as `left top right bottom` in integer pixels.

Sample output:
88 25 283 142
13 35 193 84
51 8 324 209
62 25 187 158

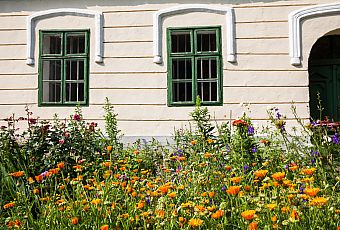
73 114 81 121
59 139 65 145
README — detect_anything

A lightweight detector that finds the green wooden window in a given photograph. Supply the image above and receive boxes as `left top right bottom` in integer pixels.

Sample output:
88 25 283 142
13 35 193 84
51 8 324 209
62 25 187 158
39 30 89 106
167 27 222 106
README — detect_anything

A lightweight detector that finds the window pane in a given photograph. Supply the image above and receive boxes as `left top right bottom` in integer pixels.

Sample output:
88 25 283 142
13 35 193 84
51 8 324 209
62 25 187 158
197 58 217 79
197 30 217 52
173 82 192 102
42 34 62 55
66 60 85 80
66 33 86 54
42 82 61 102
198 81 218 102
66 83 84 102
172 59 192 80
171 32 191 53
42 60 62 80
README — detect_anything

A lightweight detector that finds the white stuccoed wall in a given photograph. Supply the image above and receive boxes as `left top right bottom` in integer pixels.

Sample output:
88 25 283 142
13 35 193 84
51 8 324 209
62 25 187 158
0 0 338 139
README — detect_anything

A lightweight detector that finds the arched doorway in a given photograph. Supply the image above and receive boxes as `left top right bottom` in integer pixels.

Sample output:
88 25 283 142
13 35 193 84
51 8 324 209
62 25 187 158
309 35 340 121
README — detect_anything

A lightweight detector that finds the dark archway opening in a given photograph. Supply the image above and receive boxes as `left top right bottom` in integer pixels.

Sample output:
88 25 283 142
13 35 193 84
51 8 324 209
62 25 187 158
309 35 340 121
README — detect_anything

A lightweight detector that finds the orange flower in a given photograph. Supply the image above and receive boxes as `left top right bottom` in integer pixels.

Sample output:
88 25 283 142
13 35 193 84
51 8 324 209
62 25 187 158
168 192 176 198
290 209 299 220
260 139 270 145
230 177 241 183
226 186 241 195
207 138 214 144
107 145 113 152
244 185 251 191
254 170 268 178
157 184 171 194
100 225 109 230
49 168 60 175
232 119 248 127
33 188 39 194
310 197 328 206
281 207 290 213
249 221 258 230
133 150 140 155
204 152 213 158
302 168 316 175
155 210 166 218
195 205 206 212
272 216 277 222
102 162 112 167
3 202 15 209
71 217 79 225
289 165 299 171
271 172 285 181
304 188 320 197
188 218 204 227
179 217 186 223
211 210 223 219
225 165 232 171
9 171 25 178
191 140 197 145
208 191 215 198
137 201 145 209
241 210 256 220
91 199 101 205
57 162 64 169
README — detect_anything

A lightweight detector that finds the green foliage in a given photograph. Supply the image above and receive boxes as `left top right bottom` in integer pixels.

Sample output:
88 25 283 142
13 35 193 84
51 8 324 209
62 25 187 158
103 97 122 151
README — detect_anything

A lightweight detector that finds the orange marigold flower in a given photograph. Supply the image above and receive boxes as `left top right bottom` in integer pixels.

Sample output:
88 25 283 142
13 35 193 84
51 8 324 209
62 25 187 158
107 145 113 152
272 215 277 222
33 188 39 194
91 199 101 205
179 217 186 223
188 218 204 227
191 140 197 145
102 161 112 167
266 203 277 211
241 210 256 220
281 207 290 213
100 225 109 230
232 119 248 127
73 165 82 171
49 168 60 175
226 186 241 195
71 217 79 225
335 210 340 214
133 150 140 155
195 205 206 212
290 209 299 220
168 192 176 198
208 191 215 198
207 138 214 144
260 139 270 145
57 162 64 169
3 202 15 209
302 168 317 175
304 188 320 197
204 152 213 158
244 185 251 191
9 171 25 178
310 197 328 206
271 172 285 181
155 210 166 218
157 184 170 194
137 201 145 209
254 170 268 178
272 181 279 187
289 165 299 171
230 177 241 183
211 210 223 219
225 165 232 171
249 221 258 230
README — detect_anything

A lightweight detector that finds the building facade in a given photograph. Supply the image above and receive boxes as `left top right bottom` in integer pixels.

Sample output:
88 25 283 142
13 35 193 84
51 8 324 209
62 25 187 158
0 0 339 140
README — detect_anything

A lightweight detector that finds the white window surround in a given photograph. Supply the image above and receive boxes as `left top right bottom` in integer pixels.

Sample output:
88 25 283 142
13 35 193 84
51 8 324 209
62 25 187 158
153 4 235 64
26 8 103 65
289 3 340 66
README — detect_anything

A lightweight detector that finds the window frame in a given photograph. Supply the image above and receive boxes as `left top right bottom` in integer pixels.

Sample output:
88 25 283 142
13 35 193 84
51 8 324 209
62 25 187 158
167 26 222 107
38 29 90 107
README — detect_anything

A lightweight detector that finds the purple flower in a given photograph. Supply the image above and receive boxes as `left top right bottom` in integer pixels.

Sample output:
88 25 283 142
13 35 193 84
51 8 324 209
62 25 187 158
176 165 182 172
311 158 316 165
243 165 250 174
332 133 340 144
226 145 231 153
311 150 320 157
146 197 151 204
221 186 226 192
251 146 257 153
284 164 289 169
247 126 254 135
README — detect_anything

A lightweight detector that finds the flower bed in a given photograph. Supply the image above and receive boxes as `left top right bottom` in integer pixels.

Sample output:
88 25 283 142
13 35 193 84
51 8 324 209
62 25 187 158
0 100 339 229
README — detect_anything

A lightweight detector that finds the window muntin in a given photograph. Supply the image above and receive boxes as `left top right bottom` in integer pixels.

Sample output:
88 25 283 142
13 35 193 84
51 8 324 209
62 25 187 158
168 27 222 106
39 30 89 106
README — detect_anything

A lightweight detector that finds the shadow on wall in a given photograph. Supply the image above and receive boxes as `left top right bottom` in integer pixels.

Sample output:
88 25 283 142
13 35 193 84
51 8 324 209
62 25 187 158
0 0 293 13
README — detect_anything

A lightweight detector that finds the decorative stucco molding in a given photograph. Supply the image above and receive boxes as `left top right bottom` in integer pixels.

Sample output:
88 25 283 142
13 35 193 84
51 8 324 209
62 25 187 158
153 4 235 64
26 8 103 65
289 3 340 66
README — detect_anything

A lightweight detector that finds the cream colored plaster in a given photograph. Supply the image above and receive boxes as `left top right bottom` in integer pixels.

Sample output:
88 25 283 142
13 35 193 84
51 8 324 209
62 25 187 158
0 60 36 74
236 21 288 38
104 27 153 42
104 11 154 27
0 30 26 44
0 89 37 104
0 15 26 29
0 45 26 59
104 42 153 57
0 75 37 89
237 38 288 54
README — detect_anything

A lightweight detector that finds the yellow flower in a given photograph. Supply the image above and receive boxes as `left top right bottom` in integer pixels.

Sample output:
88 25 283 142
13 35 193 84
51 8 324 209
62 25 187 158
33 188 40 194
230 177 241 184
310 197 328 206
266 203 277 211
155 209 166 218
204 152 213 158
241 210 256 220
207 138 214 144
102 161 112 167
290 209 299 220
90 199 101 205
272 215 277 222
271 172 285 181
168 192 176 198
188 218 204 227
194 205 206 212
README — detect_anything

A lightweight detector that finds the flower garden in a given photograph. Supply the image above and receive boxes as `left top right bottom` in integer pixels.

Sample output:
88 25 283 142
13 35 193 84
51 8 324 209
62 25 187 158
1 98 339 229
